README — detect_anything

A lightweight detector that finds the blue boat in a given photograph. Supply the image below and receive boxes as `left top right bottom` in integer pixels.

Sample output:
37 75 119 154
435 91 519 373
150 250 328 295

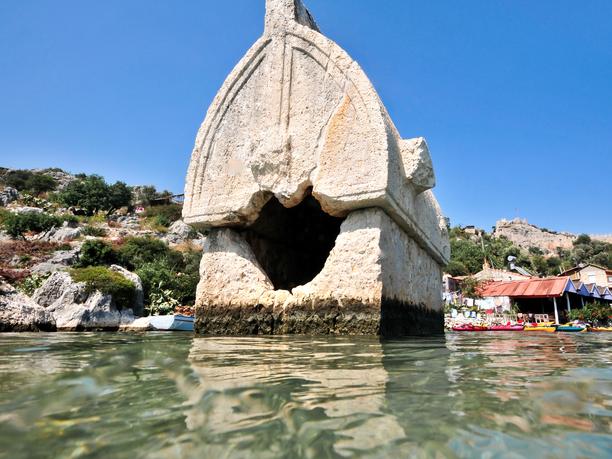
149 314 194 331
556 324 586 333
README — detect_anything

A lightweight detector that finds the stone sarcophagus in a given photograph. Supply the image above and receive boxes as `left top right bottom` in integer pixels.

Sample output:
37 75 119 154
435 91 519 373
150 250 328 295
183 0 450 335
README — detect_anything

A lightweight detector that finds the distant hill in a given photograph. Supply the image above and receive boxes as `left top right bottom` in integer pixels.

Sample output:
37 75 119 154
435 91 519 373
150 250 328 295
493 218 611 255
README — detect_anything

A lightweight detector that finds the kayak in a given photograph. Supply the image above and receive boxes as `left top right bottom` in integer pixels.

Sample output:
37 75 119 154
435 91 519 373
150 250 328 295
489 325 524 331
557 325 587 332
452 324 489 331
524 325 557 332
591 327 612 332
149 314 194 331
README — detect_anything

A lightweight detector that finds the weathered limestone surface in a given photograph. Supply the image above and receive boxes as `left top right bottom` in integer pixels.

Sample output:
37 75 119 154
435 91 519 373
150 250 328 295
0 280 56 332
196 209 442 335
32 270 141 331
184 0 449 335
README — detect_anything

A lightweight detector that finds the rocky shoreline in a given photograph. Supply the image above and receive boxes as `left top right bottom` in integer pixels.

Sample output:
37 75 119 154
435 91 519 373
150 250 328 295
1 171 204 332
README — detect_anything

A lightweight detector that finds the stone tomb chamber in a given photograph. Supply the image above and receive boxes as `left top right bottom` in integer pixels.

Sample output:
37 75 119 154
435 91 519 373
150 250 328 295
182 0 450 336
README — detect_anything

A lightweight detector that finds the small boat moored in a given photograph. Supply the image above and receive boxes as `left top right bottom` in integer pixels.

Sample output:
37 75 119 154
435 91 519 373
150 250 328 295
149 314 194 332
452 324 489 332
524 323 557 332
557 324 587 333
489 324 524 331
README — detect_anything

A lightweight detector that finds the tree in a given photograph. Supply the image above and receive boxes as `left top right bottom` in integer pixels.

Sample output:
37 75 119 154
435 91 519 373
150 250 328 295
574 234 592 245
449 237 484 274
460 277 482 299
56 175 131 215
107 181 132 213
445 260 468 277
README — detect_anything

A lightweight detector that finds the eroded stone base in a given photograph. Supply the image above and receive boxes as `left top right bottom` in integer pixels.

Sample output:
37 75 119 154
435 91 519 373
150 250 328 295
194 207 444 337
195 299 442 336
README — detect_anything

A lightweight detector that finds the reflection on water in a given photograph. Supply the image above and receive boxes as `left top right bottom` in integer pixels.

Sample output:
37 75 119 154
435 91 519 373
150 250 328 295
0 332 610 458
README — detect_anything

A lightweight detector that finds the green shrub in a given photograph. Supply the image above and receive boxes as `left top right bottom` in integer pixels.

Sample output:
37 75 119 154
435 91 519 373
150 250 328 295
144 204 182 225
77 239 117 267
0 208 10 226
136 249 201 307
148 285 180 315
25 174 57 195
0 170 57 195
568 301 611 324
116 236 173 270
17 273 50 295
82 225 107 237
70 266 135 309
2 212 62 238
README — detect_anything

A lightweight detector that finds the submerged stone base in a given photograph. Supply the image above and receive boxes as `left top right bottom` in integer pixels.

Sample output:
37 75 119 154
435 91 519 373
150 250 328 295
195 299 443 336
194 206 444 337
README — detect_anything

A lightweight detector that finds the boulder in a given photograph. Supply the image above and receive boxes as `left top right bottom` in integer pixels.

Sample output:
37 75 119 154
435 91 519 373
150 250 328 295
31 168 76 191
11 206 43 214
163 219 197 245
30 245 81 275
0 281 56 332
117 215 140 229
32 269 142 331
33 222 82 243
0 187 19 207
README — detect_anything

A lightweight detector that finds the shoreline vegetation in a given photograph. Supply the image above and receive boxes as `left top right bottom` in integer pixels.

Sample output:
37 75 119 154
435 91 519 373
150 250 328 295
0 167 202 332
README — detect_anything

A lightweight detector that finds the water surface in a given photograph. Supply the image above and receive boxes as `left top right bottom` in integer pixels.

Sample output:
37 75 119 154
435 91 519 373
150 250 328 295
0 332 610 458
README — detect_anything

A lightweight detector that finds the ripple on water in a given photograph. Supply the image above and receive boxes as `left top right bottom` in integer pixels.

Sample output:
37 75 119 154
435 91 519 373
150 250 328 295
0 332 610 458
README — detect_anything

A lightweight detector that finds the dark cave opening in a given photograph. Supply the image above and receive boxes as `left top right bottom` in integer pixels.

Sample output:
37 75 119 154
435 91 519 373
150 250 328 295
240 190 344 291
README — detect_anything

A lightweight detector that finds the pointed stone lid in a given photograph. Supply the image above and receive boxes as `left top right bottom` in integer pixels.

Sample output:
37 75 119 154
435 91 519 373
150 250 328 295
265 0 319 33
183 0 450 264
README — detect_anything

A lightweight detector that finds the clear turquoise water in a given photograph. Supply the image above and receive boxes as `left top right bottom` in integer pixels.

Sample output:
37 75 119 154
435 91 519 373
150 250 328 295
0 332 610 458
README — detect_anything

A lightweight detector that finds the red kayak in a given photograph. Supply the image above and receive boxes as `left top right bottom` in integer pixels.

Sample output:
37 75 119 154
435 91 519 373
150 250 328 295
489 325 524 331
452 324 489 331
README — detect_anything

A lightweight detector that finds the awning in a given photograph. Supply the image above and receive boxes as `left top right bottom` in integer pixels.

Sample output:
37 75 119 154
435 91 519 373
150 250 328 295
478 277 573 299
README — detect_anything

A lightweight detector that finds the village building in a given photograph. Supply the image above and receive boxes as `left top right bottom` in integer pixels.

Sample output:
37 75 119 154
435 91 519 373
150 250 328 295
559 263 612 289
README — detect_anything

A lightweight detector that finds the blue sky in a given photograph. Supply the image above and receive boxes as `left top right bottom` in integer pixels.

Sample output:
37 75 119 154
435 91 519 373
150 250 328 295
1 1 611 234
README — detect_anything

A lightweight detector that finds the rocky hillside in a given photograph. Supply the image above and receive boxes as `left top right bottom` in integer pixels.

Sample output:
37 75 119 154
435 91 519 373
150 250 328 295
493 218 611 255
493 219 575 255
0 170 202 332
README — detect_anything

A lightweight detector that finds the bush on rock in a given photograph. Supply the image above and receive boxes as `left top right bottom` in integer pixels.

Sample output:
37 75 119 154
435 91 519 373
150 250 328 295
70 266 135 309
2 212 63 238
77 239 117 267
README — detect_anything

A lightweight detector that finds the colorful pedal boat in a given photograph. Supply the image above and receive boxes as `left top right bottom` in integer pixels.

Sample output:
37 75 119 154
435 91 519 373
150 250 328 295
489 325 524 331
451 324 489 332
557 324 587 332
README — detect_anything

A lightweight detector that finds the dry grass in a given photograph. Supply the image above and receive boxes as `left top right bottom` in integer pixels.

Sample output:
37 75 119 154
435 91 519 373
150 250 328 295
0 241 66 269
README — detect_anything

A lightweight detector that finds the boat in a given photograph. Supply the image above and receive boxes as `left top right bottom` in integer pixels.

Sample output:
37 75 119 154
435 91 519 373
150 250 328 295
451 324 489 332
557 324 587 332
489 324 524 331
524 324 557 332
149 314 194 331
591 327 612 332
